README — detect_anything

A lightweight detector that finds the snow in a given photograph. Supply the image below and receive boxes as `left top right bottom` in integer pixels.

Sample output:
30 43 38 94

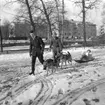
72 82 105 105
11 83 41 105
0 47 105 105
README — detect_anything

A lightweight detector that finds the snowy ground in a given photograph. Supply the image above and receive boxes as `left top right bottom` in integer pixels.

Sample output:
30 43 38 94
0 47 105 105
3 45 49 51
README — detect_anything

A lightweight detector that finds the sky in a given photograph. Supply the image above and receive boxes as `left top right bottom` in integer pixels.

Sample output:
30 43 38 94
0 0 105 30
64 0 104 29
0 0 19 24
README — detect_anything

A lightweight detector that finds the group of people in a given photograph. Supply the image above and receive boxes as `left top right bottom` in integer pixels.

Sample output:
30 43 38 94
29 30 94 75
29 30 62 75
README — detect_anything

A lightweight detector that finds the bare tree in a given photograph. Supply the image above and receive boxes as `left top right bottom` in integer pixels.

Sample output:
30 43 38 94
16 0 58 40
0 23 3 52
4 0 65 41
73 0 101 47
2 19 10 39
82 0 86 47
54 0 60 34
101 3 105 25
39 0 52 40
25 0 36 31
62 0 64 42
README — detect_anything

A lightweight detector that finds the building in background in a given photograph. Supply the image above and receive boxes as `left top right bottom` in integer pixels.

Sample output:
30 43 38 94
14 22 48 39
1 19 96 40
78 22 96 40
59 19 97 40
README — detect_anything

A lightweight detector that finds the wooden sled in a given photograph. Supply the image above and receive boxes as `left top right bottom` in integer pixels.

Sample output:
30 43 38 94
74 58 94 63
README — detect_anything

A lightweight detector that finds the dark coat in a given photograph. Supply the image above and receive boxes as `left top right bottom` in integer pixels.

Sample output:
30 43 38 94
50 36 62 52
29 36 45 56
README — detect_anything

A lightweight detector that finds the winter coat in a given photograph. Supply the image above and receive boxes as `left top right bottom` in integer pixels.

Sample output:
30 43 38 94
50 36 62 53
29 35 45 56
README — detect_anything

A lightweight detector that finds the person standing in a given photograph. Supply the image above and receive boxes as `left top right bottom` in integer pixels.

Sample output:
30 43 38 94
50 32 62 63
29 30 45 75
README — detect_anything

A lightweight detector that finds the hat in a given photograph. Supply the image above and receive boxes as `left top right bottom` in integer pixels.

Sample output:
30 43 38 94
30 30 34 33
87 49 91 52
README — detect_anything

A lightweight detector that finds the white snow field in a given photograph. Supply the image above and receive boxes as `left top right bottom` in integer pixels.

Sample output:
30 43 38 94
0 47 105 105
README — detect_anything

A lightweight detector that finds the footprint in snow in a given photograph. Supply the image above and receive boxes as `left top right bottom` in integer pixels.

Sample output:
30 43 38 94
92 98 100 103
83 98 91 105
68 81 71 85
91 86 97 93
60 101 68 105
28 99 33 105
17 102 23 105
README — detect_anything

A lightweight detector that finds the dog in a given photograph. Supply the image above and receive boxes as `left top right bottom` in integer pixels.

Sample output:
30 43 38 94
43 58 59 76
59 51 72 68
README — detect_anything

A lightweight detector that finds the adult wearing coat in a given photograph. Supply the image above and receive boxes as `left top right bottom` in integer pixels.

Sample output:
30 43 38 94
29 30 45 75
50 32 62 63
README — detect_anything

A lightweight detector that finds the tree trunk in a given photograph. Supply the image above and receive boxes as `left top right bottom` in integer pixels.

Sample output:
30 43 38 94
82 0 86 47
25 0 35 32
40 0 52 41
61 0 64 43
55 0 60 36
0 27 3 52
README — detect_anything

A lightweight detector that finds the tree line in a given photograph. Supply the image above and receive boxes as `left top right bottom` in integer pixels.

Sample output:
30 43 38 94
0 0 102 52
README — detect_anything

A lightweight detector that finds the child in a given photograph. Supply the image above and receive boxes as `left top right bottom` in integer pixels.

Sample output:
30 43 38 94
80 49 93 61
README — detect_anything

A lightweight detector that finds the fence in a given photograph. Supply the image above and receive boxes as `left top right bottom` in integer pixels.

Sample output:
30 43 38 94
0 39 105 48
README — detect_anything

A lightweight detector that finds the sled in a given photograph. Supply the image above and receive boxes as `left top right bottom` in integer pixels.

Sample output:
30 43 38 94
74 58 94 63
